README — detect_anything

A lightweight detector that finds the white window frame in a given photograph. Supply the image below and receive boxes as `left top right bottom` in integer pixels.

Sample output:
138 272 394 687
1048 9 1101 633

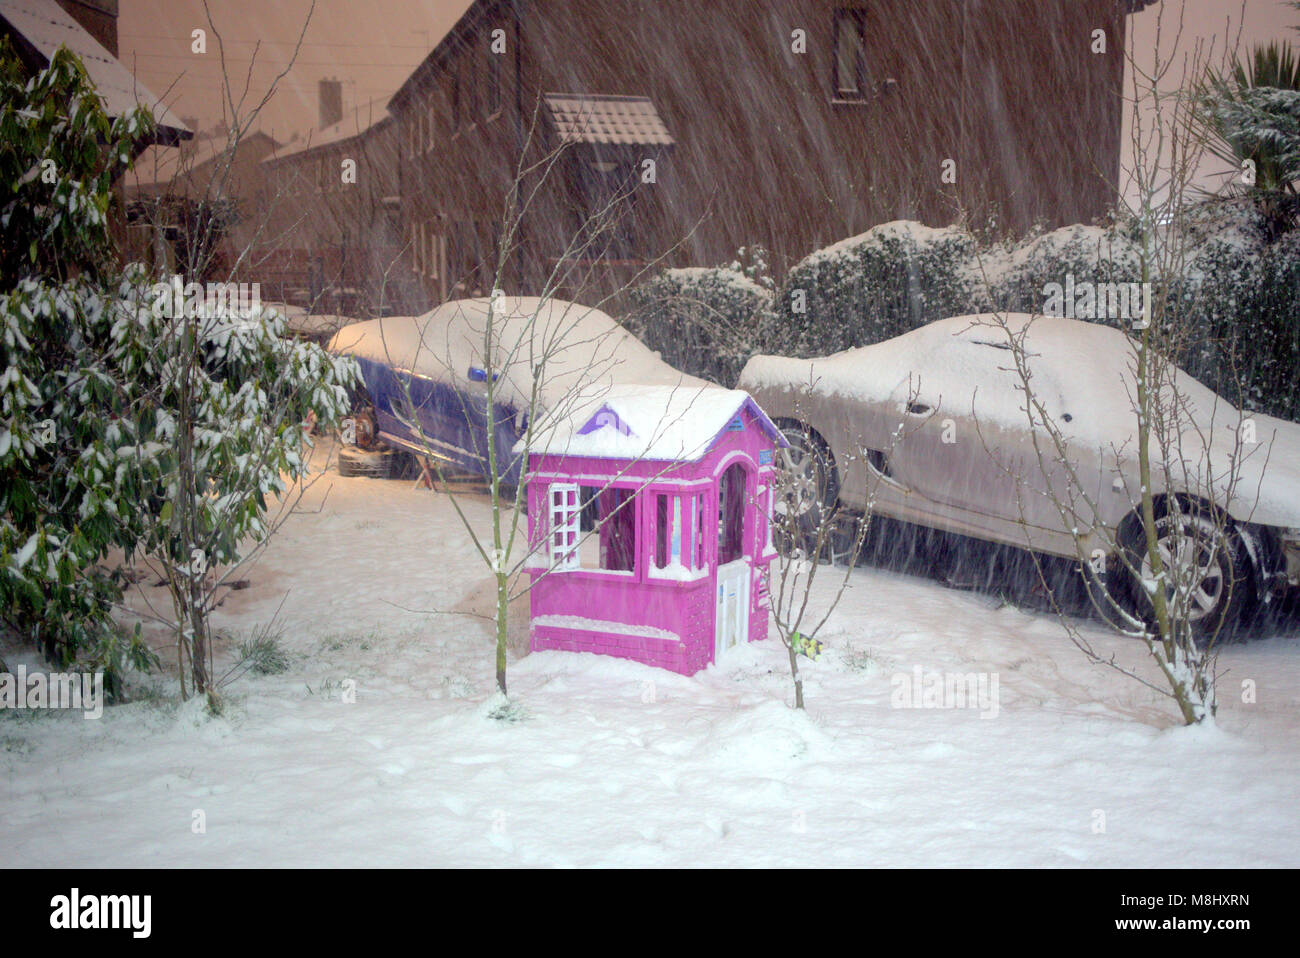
549 483 580 570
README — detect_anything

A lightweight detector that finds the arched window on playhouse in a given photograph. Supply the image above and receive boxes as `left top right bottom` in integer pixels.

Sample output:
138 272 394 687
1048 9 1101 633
717 462 748 565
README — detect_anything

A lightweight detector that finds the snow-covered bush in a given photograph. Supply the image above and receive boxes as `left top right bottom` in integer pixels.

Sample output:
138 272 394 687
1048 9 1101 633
771 222 977 357
0 44 162 688
968 223 1145 321
0 44 358 702
625 256 774 386
1180 224 1300 419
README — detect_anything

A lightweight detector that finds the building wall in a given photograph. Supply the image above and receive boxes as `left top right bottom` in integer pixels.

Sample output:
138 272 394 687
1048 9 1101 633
393 0 1127 303
259 119 404 314
123 132 281 281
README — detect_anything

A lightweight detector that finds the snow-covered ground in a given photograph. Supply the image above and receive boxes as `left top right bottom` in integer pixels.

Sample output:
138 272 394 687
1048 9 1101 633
3 442 1299 867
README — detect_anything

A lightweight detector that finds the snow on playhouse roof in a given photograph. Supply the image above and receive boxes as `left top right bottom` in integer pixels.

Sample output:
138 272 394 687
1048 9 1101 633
524 384 786 463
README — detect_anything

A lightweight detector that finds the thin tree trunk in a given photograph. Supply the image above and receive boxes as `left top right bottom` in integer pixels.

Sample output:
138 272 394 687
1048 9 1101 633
496 571 508 696
787 642 804 710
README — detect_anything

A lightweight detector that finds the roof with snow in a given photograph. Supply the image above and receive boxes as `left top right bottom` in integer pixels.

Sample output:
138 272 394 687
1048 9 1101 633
526 385 785 463
126 130 280 194
544 93 674 147
0 0 189 144
263 97 394 164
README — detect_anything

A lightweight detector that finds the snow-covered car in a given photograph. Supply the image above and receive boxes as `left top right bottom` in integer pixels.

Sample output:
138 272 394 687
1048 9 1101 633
327 296 709 484
738 313 1300 635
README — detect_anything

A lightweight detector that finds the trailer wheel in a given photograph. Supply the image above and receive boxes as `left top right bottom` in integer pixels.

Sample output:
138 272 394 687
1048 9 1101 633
339 444 397 478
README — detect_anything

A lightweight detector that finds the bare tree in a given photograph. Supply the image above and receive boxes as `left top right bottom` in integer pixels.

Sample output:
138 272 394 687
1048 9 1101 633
961 2 1267 725
342 103 709 702
764 376 928 709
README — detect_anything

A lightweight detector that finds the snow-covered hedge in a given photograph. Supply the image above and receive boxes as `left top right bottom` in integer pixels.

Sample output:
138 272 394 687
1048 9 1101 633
1180 220 1300 420
768 213 1300 422
625 258 774 387
968 223 1144 321
771 221 977 357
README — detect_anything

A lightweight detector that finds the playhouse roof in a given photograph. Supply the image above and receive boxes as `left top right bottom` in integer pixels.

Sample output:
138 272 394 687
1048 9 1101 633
524 385 786 463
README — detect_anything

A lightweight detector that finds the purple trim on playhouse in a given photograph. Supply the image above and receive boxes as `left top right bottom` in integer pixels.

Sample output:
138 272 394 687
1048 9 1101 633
525 387 787 675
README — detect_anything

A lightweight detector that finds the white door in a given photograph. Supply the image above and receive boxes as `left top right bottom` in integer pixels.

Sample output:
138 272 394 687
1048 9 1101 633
715 558 751 661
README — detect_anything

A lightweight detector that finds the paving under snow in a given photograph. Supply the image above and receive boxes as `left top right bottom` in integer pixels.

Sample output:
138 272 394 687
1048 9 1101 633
3 442 1299 867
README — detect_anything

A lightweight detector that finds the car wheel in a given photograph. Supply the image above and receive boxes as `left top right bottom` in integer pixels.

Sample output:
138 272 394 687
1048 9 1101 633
773 422 839 554
1117 505 1255 646
351 406 379 450
338 444 396 479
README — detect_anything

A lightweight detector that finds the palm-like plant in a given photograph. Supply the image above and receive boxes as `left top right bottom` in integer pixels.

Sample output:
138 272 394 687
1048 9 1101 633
1200 40 1300 238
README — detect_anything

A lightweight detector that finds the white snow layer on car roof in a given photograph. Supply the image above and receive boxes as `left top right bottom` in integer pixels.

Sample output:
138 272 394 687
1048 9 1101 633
743 313 1300 527
744 313 1235 446
524 384 775 462
327 296 707 409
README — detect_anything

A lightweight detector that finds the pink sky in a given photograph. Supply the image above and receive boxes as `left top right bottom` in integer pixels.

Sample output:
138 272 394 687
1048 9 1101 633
117 0 474 141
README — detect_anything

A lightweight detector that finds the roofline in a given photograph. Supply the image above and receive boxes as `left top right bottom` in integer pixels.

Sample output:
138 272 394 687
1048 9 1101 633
529 390 788 463
261 112 394 166
390 0 1152 115
388 0 507 114
0 6 191 142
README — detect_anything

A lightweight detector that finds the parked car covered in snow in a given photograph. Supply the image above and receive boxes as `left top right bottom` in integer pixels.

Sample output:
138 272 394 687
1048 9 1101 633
739 313 1300 636
327 296 709 484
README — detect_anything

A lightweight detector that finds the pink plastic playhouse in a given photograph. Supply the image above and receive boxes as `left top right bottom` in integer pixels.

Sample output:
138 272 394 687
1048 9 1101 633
525 385 788 675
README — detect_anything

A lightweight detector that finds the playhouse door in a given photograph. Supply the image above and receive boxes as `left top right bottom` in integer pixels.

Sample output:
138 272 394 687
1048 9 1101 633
715 462 751 660
715 559 751 660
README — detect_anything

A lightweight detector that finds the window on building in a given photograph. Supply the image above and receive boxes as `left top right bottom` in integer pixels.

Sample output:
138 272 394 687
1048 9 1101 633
451 71 462 132
464 54 478 126
832 8 868 101
426 222 442 283
575 157 642 260
487 40 503 117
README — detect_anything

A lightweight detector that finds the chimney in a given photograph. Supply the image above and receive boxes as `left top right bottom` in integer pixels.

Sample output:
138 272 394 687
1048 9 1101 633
319 78 344 129
55 1 120 57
